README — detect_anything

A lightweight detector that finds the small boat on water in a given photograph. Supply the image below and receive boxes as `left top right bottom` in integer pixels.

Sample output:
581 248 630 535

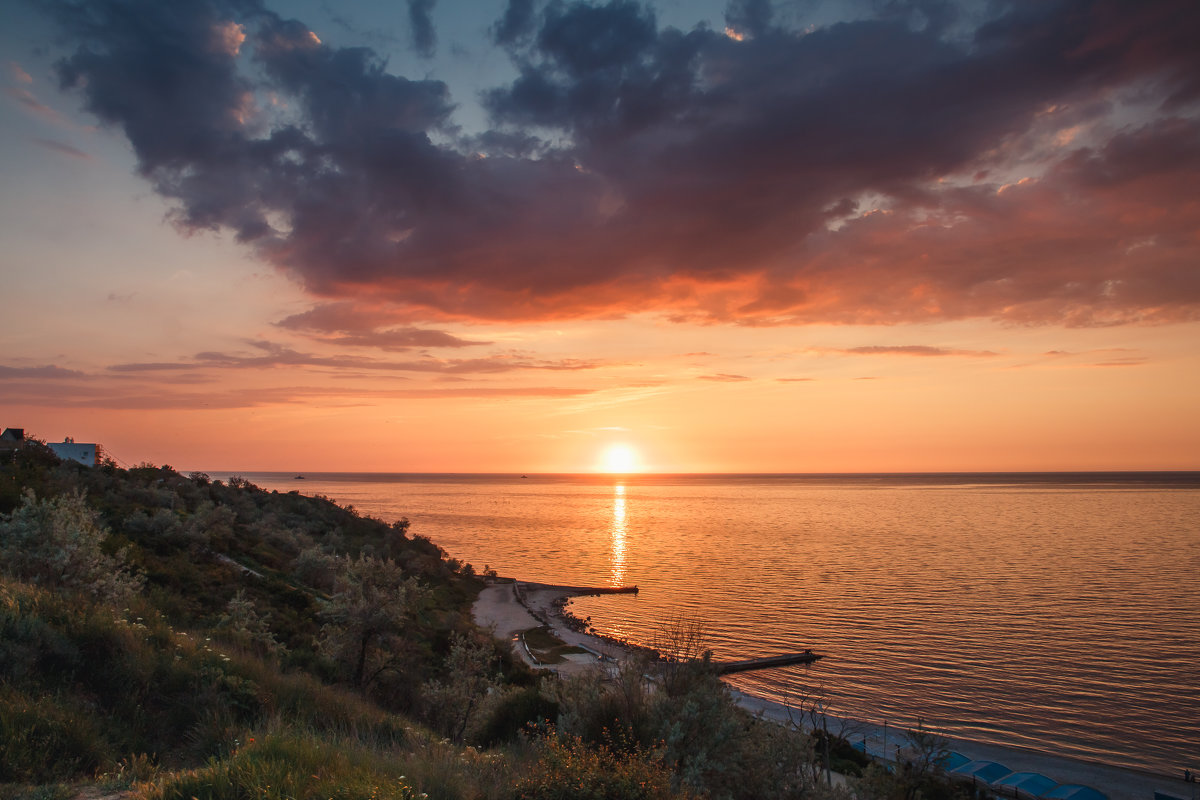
294 475 306 480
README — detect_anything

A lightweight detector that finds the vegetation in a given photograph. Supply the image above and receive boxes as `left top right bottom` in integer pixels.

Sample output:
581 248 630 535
520 627 588 665
0 438 971 799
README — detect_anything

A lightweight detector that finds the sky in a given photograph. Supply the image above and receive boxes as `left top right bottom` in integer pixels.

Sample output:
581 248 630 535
2 0 1199 473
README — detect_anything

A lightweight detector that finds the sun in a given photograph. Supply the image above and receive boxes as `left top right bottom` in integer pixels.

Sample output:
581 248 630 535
600 444 639 473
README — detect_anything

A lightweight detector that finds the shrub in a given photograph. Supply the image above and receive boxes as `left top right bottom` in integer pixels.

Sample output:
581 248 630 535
141 732 427 800
475 686 559 747
422 632 499 743
511 733 683 800
0 686 110 782
320 555 428 692
0 490 143 605
213 590 287 661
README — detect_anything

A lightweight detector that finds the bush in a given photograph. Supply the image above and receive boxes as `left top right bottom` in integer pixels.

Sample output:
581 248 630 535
142 732 426 800
0 490 143 605
0 686 110 783
511 733 683 800
475 686 559 747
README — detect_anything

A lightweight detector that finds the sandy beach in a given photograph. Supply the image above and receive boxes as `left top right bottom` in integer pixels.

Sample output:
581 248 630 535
474 581 1192 800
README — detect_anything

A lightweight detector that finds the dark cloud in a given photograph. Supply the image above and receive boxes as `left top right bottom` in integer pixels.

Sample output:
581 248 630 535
276 303 491 349
0 380 598 410
52 0 259 173
406 0 437 57
5 86 72 126
7 61 34 84
842 345 997 357
38 0 1200 326
107 340 602 374
1088 358 1146 367
723 0 772 39
0 364 87 379
307 329 489 350
275 303 418 333
1036 348 1147 368
493 0 536 45
699 373 751 381
33 137 90 159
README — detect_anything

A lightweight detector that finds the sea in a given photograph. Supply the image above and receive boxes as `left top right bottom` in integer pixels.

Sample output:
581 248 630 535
212 471 1200 777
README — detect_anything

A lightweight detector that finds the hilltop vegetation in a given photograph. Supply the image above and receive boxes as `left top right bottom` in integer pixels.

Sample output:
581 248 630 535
0 441 967 800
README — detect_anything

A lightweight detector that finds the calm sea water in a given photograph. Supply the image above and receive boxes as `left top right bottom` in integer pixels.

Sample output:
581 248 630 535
218 472 1200 776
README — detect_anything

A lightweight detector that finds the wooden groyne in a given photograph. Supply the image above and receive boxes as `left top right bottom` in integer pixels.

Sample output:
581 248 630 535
715 651 823 675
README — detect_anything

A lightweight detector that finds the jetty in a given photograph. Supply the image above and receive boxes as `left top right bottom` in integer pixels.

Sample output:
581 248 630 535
715 651 823 675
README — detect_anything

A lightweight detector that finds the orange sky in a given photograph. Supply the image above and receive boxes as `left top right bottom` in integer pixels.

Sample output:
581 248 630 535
3 0 1199 473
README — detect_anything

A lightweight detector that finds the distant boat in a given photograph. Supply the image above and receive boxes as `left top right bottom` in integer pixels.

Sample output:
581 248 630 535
521 475 528 478
294 475 306 480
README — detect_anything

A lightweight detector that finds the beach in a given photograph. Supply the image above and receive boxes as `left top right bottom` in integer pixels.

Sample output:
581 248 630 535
474 580 1193 800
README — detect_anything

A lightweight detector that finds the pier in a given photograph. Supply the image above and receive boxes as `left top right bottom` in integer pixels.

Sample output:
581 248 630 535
715 651 823 675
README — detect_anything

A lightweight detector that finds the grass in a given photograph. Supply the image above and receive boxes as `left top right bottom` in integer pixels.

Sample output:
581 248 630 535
519 627 587 665
139 731 427 800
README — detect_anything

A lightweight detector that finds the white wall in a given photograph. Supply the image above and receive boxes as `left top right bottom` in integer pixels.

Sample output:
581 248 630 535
49 441 96 466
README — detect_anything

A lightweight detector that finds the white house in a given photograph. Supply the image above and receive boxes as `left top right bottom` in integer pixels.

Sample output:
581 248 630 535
49 436 98 467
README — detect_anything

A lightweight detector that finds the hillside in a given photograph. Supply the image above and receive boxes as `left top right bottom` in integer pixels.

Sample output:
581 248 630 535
0 440 959 800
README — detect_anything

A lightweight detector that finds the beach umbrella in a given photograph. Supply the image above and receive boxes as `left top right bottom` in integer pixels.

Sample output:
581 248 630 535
1040 786 1107 800
994 772 1058 795
950 759 1013 784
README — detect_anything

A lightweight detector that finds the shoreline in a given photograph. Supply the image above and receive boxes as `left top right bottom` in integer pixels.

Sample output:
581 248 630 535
473 580 645 672
730 689 1187 800
474 580 1193 800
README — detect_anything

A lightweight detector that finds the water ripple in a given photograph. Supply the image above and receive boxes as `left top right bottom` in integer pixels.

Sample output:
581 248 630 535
234 472 1200 776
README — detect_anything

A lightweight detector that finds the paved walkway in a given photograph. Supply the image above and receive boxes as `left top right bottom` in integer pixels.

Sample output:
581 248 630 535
731 690 1190 800
473 582 630 674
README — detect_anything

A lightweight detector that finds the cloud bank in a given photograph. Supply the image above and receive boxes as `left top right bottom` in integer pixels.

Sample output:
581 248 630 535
41 0 1200 328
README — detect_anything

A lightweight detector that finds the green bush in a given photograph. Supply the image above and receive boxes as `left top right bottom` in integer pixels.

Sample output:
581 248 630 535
142 732 426 800
511 733 683 800
0 686 110 783
0 490 143 605
475 686 559 747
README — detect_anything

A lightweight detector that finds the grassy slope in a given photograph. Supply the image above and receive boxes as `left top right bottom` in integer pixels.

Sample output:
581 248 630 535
0 444 524 800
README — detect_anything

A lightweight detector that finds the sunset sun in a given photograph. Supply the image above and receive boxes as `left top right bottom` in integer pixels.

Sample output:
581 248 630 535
600 444 639 473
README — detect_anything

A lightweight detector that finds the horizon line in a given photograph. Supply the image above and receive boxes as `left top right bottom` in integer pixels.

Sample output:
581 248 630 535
192 468 1200 476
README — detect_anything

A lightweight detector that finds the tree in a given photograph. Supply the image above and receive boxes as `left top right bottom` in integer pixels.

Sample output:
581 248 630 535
0 489 143 605
422 631 499 742
214 589 286 660
895 719 952 800
652 615 714 697
319 554 427 692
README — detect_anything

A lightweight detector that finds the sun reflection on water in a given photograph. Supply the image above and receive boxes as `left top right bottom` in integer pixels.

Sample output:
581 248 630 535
611 483 627 587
